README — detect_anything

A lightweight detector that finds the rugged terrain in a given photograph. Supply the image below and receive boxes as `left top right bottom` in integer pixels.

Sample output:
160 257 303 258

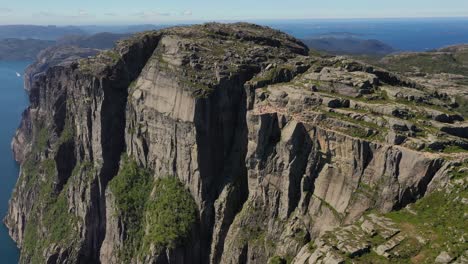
5 23 468 264
364 44 468 118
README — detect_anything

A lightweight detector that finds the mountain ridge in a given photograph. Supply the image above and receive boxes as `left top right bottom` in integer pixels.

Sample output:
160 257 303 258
5 22 468 264
301 37 396 55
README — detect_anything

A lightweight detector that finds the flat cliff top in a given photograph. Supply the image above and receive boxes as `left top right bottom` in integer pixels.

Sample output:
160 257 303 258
77 23 309 96
249 55 468 155
73 23 468 155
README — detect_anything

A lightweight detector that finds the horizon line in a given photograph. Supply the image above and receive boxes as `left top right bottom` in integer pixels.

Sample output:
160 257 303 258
1 16 468 27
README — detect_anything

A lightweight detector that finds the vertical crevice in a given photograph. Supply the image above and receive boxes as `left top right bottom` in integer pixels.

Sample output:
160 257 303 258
91 36 163 262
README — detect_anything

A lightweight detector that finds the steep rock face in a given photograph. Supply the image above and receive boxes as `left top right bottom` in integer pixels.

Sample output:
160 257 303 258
218 86 449 263
23 46 100 92
6 23 467 264
121 23 309 263
6 31 162 263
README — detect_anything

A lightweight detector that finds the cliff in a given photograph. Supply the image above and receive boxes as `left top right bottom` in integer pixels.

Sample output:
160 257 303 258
5 23 468 264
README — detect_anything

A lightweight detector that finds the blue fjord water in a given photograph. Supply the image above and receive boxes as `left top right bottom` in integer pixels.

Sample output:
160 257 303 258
0 61 30 263
267 18 468 51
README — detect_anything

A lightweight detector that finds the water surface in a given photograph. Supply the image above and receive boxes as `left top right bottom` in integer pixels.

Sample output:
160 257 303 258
264 18 468 51
0 61 30 263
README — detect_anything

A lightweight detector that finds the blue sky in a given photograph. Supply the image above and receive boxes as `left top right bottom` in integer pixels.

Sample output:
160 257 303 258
0 0 467 25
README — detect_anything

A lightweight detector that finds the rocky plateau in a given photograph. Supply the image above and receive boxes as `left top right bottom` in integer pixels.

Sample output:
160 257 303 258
5 23 468 264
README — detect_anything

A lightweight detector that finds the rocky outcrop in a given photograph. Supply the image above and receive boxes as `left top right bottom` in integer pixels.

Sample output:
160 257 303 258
23 45 100 92
5 23 468 264
6 30 162 263
291 161 467 263
23 32 129 92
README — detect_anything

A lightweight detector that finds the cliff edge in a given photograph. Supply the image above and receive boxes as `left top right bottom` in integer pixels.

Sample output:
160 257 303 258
6 23 468 264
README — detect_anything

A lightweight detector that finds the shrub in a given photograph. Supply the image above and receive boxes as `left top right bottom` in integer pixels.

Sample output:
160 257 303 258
142 177 197 252
109 156 197 260
109 156 152 261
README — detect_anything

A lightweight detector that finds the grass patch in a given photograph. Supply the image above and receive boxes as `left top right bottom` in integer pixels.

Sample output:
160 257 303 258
323 110 387 141
454 95 468 119
386 183 468 261
381 53 468 75
34 127 48 152
443 145 468 153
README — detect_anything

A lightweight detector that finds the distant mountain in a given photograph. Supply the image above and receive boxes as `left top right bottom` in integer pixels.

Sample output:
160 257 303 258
56 32 132 49
0 32 130 61
0 25 85 40
0 39 55 60
301 37 396 55
77 24 170 34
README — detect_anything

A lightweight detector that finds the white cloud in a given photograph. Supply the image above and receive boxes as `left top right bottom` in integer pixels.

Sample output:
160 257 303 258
132 11 173 19
78 9 90 17
131 10 194 19
35 9 93 19
104 12 118 17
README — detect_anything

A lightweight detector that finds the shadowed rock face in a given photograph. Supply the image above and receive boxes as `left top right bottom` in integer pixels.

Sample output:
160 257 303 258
5 23 467 264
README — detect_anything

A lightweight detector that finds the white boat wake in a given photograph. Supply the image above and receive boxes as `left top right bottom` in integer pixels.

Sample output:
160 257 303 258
16 72 21 77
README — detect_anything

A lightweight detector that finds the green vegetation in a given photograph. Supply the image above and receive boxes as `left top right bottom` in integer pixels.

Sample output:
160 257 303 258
78 59 94 74
268 256 287 264
109 156 152 262
450 162 468 180
443 145 468 154
102 50 121 64
252 65 294 83
22 216 41 263
235 201 268 246
58 119 74 145
314 194 344 223
455 95 468 118
43 192 77 243
323 110 387 141
71 161 96 182
312 161 466 263
22 157 78 262
128 80 138 93
34 127 49 152
381 53 468 75
142 177 197 252
23 194 78 262
383 170 468 262
155 52 169 69
350 250 392 263
188 81 214 98
109 156 197 261
395 98 453 115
